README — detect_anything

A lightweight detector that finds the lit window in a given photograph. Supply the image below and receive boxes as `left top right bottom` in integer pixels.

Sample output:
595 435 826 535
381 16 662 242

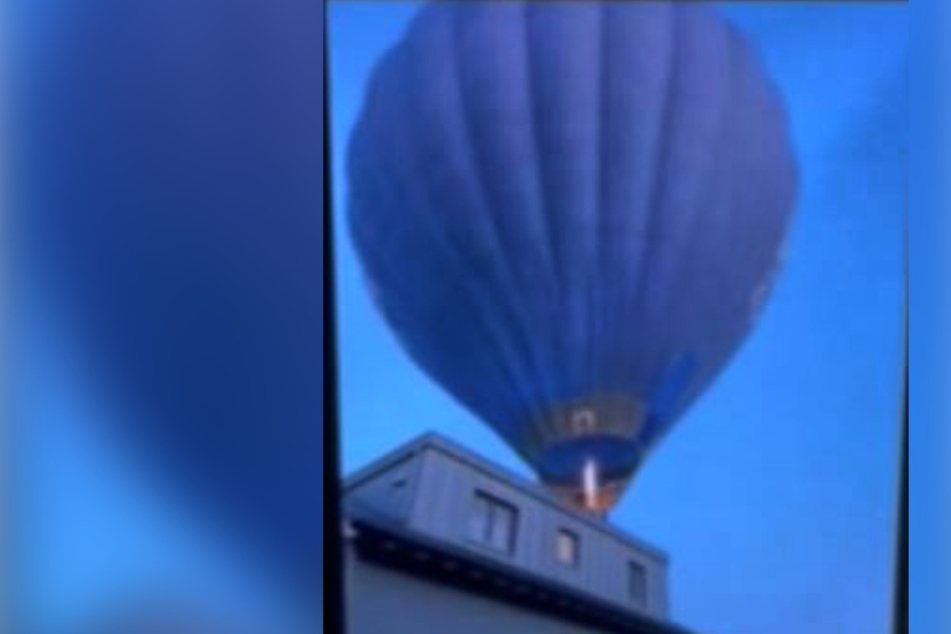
555 529 580 567
628 561 648 605
469 491 519 555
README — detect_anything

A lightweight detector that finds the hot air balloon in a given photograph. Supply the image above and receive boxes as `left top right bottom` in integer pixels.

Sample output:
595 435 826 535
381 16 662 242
346 1 798 516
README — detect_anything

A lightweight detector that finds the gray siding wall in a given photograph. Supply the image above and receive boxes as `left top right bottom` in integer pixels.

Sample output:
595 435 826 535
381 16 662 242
347 453 419 523
347 547 614 634
407 447 668 618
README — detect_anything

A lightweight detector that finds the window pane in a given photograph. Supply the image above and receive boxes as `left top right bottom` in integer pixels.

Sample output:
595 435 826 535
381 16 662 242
556 530 579 567
471 491 518 554
629 561 648 605
489 501 517 553
469 493 491 542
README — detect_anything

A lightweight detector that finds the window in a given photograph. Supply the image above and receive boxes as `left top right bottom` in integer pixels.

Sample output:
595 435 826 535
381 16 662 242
469 491 519 555
628 561 648 606
555 529 580 567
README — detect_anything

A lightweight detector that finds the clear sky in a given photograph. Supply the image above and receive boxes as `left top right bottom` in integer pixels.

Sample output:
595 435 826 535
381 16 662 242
329 3 907 634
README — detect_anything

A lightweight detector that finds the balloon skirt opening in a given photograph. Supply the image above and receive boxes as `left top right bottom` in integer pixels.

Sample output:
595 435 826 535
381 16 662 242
536 435 641 517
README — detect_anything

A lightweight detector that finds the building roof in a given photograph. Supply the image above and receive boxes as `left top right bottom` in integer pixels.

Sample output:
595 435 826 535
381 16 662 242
344 431 669 563
345 501 696 634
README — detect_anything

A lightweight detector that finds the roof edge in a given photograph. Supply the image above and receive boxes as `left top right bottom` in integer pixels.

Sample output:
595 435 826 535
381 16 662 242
343 431 670 563
347 512 694 634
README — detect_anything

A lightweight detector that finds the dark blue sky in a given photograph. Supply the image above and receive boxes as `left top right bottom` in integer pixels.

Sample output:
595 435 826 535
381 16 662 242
330 3 907 634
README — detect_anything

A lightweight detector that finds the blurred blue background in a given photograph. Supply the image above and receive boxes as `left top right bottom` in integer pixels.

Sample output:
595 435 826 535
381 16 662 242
907 2 948 632
8 0 324 632
329 3 907 634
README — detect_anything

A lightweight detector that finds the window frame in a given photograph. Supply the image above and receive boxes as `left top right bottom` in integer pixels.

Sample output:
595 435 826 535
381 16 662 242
628 560 648 606
468 490 519 556
554 528 581 568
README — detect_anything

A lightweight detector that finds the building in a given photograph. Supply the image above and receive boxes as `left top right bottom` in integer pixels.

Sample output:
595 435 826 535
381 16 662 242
344 432 698 634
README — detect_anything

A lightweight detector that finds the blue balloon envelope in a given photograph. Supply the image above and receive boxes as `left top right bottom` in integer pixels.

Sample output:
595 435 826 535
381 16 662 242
347 2 798 514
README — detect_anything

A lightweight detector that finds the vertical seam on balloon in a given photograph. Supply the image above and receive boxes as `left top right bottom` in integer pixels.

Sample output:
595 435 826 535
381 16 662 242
599 5 672 401
647 9 738 447
591 4 606 418
719 25 773 344
370 31 521 427
676 24 748 427
447 5 546 451
596 4 631 416
658 22 754 435
516 2 557 296
519 2 554 459
523 5 560 459
627 5 680 400
641 7 698 423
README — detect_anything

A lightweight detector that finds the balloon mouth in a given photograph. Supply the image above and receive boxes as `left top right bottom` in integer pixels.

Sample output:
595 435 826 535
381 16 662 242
545 476 630 518
535 435 642 517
